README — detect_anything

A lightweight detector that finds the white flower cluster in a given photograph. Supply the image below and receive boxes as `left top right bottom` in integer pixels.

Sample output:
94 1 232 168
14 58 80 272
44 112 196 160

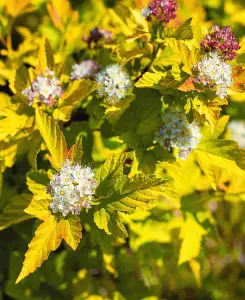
155 111 202 160
22 68 63 106
195 51 233 99
70 60 99 80
48 160 97 217
141 7 152 18
96 64 131 104
228 120 245 148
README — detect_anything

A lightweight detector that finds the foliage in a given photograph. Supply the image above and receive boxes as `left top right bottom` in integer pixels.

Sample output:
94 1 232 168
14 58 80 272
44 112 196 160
0 0 245 299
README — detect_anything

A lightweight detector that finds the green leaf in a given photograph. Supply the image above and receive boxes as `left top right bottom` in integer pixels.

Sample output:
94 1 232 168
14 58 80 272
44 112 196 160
96 152 130 189
115 89 161 150
0 173 2 195
170 18 193 40
106 174 165 212
178 214 207 265
0 194 33 231
27 133 43 170
38 37 54 74
94 153 169 234
35 108 67 170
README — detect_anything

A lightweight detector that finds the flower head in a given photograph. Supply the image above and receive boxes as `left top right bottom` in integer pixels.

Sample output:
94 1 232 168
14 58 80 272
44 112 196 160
142 0 178 24
70 60 99 81
194 51 233 99
48 160 97 217
228 120 245 148
22 68 63 106
155 111 202 160
142 7 152 18
96 64 131 104
83 27 112 47
200 25 240 61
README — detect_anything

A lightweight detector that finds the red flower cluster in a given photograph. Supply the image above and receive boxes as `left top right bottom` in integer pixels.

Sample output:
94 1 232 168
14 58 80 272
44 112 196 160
83 27 112 47
200 25 240 61
148 0 178 24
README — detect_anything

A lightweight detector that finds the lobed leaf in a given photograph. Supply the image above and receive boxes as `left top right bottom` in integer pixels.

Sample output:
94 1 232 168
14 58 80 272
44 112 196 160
16 217 62 283
94 153 170 234
16 215 83 282
58 216 82 250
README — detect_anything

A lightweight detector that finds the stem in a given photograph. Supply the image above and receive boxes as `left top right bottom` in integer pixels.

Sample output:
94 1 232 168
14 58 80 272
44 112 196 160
135 41 161 82
7 19 13 53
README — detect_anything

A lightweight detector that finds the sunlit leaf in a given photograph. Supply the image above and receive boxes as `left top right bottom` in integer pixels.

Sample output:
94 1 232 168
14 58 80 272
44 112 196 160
230 65 245 93
16 217 62 283
178 214 207 264
53 79 98 121
38 37 55 74
58 216 82 250
165 38 199 75
171 18 193 40
35 108 67 170
26 169 50 199
24 196 51 221
66 136 83 163
94 153 169 234
94 208 111 235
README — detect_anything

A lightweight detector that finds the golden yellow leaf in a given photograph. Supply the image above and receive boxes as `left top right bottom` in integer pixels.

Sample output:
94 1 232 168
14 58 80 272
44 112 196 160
231 65 245 93
46 0 72 30
165 38 199 75
178 214 207 265
16 217 62 283
6 0 33 17
94 208 111 235
16 215 83 283
189 259 201 287
24 197 51 221
38 37 54 74
58 216 82 250
35 108 67 170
